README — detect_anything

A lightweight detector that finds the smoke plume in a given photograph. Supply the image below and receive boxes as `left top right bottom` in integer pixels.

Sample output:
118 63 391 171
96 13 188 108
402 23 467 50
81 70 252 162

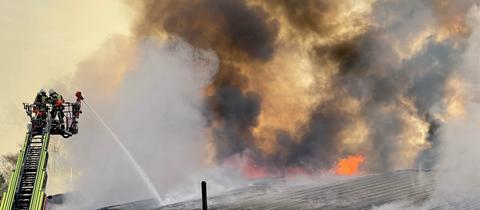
45 0 480 208
428 5 480 204
57 38 218 209
125 0 478 174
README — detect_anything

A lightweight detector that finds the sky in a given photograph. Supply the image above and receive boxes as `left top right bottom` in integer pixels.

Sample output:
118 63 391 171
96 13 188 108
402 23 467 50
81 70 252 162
0 0 133 155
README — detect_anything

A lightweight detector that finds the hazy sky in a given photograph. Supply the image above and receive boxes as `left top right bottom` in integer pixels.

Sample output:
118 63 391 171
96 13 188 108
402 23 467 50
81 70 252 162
0 0 133 155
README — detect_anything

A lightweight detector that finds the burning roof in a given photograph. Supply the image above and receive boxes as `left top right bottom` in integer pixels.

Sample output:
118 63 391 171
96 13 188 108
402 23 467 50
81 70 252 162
99 169 480 210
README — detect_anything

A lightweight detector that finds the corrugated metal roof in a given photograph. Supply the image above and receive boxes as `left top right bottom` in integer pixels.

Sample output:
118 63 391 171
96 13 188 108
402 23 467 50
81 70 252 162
100 169 479 210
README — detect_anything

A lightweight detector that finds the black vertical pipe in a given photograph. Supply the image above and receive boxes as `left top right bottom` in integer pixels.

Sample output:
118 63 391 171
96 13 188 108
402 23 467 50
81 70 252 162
201 181 208 210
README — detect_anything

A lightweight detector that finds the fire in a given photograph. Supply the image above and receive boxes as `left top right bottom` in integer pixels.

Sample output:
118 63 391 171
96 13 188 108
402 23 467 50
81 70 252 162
129 0 476 174
335 155 365 175
242 160 268 179
225 153 269 179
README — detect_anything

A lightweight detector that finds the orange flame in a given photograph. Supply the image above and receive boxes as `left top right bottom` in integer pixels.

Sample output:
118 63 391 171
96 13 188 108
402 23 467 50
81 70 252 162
335 155 365 175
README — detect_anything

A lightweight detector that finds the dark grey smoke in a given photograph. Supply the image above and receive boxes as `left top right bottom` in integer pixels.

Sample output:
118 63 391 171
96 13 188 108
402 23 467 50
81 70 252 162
271 1 466 172
416 115 442 169
131 0 476 173
207 86 261 160
139 0 278 61
288 102 352 169
135 0 278 163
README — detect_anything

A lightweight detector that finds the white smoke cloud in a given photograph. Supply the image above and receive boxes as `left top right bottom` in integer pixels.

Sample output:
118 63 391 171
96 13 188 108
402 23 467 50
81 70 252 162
55 38 219 209
428 4 480 206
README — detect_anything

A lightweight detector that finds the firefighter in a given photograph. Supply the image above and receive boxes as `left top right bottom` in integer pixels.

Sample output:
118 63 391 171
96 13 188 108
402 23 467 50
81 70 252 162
33 89 48 119
73 91 83 118
47 89 65 126
69 91 84 135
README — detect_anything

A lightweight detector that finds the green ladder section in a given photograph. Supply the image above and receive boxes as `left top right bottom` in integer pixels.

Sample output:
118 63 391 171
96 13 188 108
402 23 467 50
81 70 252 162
0 127 50 210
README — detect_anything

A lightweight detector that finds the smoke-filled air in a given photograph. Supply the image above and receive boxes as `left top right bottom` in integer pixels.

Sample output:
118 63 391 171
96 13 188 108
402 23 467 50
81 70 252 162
124 0 474 174
69 0 480 202
5 0 480 209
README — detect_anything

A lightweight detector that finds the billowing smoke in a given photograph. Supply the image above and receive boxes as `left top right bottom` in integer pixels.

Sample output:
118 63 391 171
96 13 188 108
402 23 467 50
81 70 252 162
56 38 219 209
428 5 480 204
131 0 279 163
126 0 478 174
41 0 480 208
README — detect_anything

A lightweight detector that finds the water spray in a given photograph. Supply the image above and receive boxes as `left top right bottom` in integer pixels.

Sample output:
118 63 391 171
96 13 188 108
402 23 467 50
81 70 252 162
83 101 162 205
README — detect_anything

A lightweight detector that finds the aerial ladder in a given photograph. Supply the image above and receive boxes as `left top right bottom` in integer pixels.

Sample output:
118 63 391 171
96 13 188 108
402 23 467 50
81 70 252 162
0 92 83 210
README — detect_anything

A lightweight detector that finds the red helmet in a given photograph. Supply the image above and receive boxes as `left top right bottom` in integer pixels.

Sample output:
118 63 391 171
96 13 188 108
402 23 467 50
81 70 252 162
75 91 84 100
